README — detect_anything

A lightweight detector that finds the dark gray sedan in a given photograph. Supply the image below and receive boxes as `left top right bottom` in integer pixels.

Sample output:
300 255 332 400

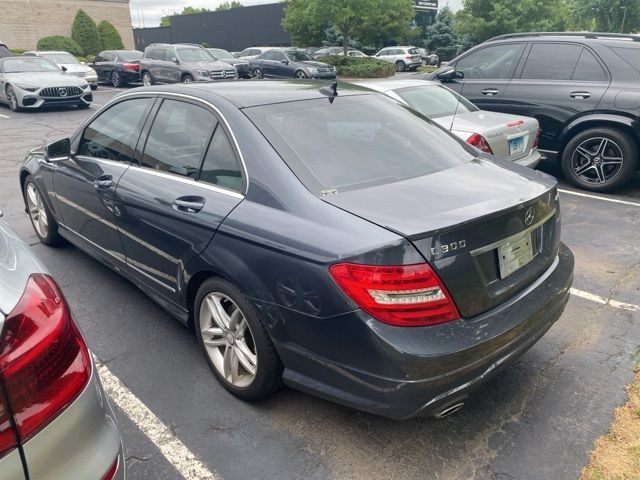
250 49 336 79
18 81 573 419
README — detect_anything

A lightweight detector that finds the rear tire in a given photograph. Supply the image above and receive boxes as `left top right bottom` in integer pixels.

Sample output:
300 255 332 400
561 127 637 192
395 61 406 72
182 74 194 83
194 277 282 400
23 176 62 246
141 71 153 87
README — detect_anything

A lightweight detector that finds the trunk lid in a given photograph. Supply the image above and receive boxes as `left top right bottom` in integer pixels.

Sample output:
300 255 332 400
323 159 560 318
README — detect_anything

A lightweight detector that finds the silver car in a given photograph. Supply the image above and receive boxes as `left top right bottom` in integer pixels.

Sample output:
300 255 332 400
0 209 124 480
375 46 422 72
356 78 541 168
0 57 93 111
23 51 99 89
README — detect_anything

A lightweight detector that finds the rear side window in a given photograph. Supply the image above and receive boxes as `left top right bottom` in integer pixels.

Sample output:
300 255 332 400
456 43 525 80
246 95 475 194
572 48 608 81
610 46 640 73
78 98 152 162
521 43 582 80
200 127 243 192
141 99 217 177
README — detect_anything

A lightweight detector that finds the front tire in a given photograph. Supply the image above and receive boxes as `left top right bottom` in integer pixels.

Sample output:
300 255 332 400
182 74 194 83
111 71 125 88
294 70 307 79
253 68 263 79
24 176 62 246
6 85 20 112
395 61 406 72
561 127 637 192
195 277 282 400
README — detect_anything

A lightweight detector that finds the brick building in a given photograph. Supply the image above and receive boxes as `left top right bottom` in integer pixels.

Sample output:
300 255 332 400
0 0 134 50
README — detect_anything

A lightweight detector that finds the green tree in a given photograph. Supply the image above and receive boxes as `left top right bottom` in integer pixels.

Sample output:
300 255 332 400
455 0 570 44
37 36 83 56
425 7 458 61
71 9 102 56
283 0 415 54
215 1 243 11
98 21 124 50
160 6 213 27
571 0 640 33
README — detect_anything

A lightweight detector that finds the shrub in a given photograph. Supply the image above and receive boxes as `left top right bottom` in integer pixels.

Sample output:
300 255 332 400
98 20 124 50
71 9 101 55
319 55 395 78
10 48 26 55
36 36 83 56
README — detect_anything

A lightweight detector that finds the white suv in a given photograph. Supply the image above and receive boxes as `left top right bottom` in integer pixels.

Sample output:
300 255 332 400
375 46 422 72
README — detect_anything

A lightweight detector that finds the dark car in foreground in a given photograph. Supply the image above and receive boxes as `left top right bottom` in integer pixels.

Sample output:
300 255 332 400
19 81 573 419
0 211 124 479
250 49 336 79
206 48 252 79
426 32 640 191
92 50 143 87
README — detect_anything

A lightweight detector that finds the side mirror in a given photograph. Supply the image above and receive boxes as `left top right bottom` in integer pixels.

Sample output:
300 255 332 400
281 59 289 65
61 66 68 72
172 56 179 64
436 65 463 82
46 138 70 162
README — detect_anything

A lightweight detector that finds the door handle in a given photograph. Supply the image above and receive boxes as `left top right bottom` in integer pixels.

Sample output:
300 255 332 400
173 197 205 213
94 175 113 189
569 91 591 99
481 88 499 96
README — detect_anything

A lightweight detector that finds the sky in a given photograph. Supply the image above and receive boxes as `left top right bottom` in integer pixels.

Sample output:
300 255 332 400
129 0 464 28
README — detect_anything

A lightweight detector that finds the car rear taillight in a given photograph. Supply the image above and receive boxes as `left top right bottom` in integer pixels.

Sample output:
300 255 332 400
532 129 540 149
329 263 460 327
0 274 90 441
0 384 17 458
466 133 493 154
102 456 120 480
122 63 140 71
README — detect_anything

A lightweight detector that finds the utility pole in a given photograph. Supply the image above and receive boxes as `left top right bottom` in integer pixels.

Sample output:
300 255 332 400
621 5 628 33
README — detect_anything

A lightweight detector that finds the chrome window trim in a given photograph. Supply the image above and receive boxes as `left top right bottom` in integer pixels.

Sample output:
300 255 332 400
74 155 131 168
100 90 249 195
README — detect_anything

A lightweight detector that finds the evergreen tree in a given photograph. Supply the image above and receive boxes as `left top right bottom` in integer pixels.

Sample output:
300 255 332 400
98 21 124 50
425 8 458 61
71 9 102 56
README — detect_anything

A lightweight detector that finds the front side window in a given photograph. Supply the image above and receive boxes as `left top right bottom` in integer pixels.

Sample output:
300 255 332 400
287 51 312 61
261 51 277 61
456 43 525 80
521 43 582 81
200 127 243 192
395 85 478 119
246 95 475 194
141 99 217 177
78 98 152 162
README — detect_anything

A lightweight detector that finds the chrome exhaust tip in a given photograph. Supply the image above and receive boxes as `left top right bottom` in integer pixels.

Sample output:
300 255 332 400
433 402 465 419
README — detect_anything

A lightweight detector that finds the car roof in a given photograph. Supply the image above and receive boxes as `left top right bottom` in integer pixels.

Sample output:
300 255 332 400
351 78 439 93
484 32 640 48
127 80 377 109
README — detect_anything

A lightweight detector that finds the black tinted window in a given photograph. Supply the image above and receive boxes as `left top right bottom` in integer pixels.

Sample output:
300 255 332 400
79 98 151 162
262 51 278 60
521 43 581 80
199 127 242 192
118 51 142 62
611 46 640 73
141 99 217 177
457 43 524 79
572 48 608 81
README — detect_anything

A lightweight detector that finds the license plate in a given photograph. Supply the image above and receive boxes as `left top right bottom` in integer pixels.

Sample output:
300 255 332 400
498 232 534 279
508 136 525 156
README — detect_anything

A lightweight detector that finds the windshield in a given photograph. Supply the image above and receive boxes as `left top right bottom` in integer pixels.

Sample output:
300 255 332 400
41 52 79 64
177 48 213 62
246 95 475 194
2 57 61 73
208 48 234 60
286 51 312 61
394 85 478 119
118 51 143 62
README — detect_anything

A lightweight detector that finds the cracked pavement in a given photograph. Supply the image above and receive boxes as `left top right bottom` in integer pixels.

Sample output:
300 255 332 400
0 87 639 480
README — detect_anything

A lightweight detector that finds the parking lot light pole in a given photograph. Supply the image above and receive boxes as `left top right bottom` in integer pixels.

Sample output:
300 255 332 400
621 5 628 33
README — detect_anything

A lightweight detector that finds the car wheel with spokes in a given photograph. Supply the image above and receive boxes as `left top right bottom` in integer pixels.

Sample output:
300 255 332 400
561 127 637 192
111 71 123 88
195 277 282 400
182 74 194 83
253 68 263 79
23 176 62 246
295 70 307 79
395 61 406 72
6 85 20 112
141 71 153 87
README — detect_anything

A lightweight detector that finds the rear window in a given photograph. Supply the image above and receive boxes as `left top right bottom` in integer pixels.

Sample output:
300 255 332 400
395 85 478 119
245 95 475 195
408 48 420 55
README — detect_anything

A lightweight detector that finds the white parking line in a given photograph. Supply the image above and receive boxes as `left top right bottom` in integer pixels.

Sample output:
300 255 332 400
0 113 10 119
570 288 640 312
559 189 640 207
95 357 219 480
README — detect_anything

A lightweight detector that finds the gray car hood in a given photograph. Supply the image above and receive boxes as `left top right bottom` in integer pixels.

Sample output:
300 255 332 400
5 71 88 87
0 219 47 315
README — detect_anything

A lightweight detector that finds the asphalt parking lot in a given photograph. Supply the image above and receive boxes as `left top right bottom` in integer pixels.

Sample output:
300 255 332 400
0 86 639 480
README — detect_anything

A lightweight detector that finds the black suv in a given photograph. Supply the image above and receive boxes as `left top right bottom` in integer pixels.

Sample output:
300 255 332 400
426 32 640 191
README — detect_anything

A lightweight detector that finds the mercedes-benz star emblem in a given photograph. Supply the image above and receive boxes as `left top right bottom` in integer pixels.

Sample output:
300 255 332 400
58 87 68 97
524 206 535 226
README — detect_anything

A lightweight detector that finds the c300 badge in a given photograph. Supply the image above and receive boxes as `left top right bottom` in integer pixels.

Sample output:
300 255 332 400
430 240 467 256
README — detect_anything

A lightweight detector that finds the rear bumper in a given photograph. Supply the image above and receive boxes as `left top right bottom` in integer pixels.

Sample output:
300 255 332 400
514 149 542 169
272 243 573 419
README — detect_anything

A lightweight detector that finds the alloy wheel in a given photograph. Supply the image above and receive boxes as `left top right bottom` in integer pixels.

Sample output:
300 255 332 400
183 75 194 83
295 71 307 79
111 71 121 88
253 68 263 79
7 86 18 111
395 61 405 72
199 292 258 388
571 137 624 185
26 183 48 239
142 72 152 87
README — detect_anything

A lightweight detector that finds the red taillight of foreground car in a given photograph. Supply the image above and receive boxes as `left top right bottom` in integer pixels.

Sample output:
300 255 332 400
0 274 91 441
122 63 140 71
466 133 493 154
0 384 18 458
101 455 120 480
329 263 460 327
